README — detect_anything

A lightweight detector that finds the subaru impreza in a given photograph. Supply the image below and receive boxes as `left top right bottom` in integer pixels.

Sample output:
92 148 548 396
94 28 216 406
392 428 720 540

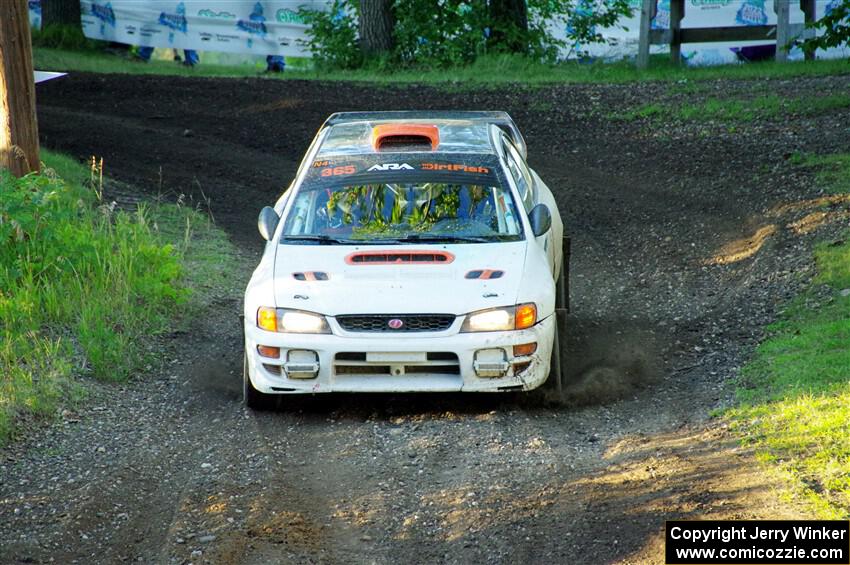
243 111 567 408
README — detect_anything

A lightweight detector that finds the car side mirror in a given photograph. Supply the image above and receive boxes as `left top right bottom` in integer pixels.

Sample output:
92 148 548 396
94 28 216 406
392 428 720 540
528 203 551 237
258 206 280 241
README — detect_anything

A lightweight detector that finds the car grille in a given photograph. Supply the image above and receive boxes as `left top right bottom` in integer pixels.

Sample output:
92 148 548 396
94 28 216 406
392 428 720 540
336 314 455 333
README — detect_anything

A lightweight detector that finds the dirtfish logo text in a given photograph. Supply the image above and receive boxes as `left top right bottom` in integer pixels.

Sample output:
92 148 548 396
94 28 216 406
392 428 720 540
159 2 189 34
91 2 116 28
237 2 268 39
736 0 768 26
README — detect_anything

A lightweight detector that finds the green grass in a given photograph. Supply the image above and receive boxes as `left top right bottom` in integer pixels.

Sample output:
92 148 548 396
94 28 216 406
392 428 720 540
615 93 850 122
0 150 238 444
726 154 850 518
33 47 850 86
800 154 850 195
611 103 666 121
34 47 268 78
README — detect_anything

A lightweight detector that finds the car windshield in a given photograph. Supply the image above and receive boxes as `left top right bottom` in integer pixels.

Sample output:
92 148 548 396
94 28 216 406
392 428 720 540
280 182 524 243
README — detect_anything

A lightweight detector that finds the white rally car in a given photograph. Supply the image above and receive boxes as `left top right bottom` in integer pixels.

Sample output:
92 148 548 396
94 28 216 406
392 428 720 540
243 111 568 408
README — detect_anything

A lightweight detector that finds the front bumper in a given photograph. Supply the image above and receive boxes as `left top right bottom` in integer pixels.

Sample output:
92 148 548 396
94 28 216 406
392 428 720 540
244 315 555 394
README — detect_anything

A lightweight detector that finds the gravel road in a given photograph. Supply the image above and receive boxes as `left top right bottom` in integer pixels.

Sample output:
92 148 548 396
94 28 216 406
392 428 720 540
2 72 849 564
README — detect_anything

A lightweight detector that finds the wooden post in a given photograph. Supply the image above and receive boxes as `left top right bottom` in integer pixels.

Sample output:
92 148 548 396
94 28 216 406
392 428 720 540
774 0 790 62
637 0 656 69
0 0 39 176
800 0 816 60
670 0 685 64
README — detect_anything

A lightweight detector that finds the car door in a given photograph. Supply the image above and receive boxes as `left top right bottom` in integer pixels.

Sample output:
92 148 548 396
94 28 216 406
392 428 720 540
502 136 555 275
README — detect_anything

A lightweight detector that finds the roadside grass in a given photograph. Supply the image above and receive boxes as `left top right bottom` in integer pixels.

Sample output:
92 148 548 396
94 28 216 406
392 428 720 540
726 153 850 518
0 150 238 445
33 47 266 78
613 93 850 122
33 47 850 86
800 154 850 195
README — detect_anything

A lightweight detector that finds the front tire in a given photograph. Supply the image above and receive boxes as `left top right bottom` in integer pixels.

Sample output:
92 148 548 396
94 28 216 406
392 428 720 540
243 351 275 410
541 313 565 400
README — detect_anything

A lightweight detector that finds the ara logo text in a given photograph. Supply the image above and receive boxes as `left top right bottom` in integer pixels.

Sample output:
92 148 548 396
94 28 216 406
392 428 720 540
367 163 414 172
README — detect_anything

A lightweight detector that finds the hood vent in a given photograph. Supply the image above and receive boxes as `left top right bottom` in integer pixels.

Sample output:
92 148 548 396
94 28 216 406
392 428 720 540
345 250 455 265
372 124 439 151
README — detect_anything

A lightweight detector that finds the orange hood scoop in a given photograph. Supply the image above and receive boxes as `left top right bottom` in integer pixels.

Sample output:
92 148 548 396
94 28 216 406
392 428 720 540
372 124 439 151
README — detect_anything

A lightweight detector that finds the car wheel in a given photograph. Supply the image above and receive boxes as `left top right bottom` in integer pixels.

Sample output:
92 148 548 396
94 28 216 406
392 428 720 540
243 351 275 410
546 316 565 393
542 237 570 404
555 236 570 311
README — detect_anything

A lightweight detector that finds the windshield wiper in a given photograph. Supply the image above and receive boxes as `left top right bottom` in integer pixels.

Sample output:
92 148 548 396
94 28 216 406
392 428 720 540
395 234 492 244
279 235 355 245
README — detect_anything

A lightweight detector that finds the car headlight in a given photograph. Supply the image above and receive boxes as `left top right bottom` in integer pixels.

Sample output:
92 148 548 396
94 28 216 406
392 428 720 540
257 307 331 334
460 303 537 332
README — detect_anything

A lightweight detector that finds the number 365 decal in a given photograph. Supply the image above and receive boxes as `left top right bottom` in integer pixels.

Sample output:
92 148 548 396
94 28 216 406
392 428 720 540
320 165 356 177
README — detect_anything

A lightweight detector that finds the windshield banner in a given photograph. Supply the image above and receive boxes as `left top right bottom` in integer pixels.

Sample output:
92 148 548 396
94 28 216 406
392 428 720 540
304 155 505 189
79 1 326 57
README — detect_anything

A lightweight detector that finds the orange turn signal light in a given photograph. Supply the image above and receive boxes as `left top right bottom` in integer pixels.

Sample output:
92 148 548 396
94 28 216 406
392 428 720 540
257 345 280 359
257 307 277 332
514 303 537 330
513 342 537 357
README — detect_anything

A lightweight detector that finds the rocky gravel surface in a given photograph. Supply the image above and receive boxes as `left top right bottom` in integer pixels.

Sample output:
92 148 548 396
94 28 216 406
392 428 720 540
1 72 848 564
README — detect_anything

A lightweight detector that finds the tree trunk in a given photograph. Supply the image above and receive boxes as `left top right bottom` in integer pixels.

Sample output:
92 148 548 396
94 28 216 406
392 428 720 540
359 0 395 55
0 0 40 176
488 0 529 53
41 0 82 29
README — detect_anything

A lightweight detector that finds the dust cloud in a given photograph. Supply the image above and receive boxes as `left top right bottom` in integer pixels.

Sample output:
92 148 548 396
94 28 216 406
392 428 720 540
562 318 661 406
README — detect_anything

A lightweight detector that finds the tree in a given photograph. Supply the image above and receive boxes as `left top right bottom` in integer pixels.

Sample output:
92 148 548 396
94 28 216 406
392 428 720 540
359 0 395 55
801 0 850 52
41 0 83 29
488 0 529 54
0 0 40 176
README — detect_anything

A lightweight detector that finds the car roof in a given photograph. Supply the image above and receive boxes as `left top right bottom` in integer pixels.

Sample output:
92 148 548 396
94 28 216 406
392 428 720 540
316 119 496 158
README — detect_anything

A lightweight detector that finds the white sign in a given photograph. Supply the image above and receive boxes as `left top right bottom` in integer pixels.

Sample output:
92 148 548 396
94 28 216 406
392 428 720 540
78 1 326 58
554 0 849 65
28 1 849 65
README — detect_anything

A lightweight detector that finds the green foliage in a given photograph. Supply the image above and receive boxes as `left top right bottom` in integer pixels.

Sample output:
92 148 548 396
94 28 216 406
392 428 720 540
299 0 363 70
802 0 850 52
0 151 219 443
393 0 489 66
558 0 633 59
299 0 633 68
726 153 850 518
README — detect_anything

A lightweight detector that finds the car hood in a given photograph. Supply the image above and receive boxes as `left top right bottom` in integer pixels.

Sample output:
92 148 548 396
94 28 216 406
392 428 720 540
272 241 528 316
